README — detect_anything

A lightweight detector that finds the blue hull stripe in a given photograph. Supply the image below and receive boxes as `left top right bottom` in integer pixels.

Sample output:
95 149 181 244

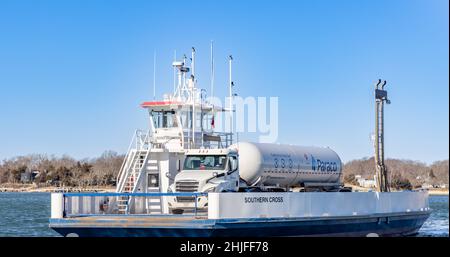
49 211 430 237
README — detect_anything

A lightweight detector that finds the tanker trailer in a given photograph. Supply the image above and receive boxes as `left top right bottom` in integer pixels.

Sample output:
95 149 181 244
234 142 346 192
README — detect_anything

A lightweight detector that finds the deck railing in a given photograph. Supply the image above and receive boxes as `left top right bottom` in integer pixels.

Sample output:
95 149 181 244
52 192 208 218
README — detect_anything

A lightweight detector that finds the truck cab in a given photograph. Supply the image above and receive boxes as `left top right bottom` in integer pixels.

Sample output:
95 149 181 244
167 148 239 213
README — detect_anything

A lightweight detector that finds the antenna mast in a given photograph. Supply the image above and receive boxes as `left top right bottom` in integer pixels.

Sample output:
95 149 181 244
228 55 234 144
153 50 156 100
191 48 196 148
173 50 177 95
374 79 391 192
191 47 196 78
210 40 215 100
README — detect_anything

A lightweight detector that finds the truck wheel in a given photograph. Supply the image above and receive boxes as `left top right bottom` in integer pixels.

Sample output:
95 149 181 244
171 209 184 214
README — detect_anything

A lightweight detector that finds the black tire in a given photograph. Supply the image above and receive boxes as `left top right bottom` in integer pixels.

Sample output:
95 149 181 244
171 209 184 214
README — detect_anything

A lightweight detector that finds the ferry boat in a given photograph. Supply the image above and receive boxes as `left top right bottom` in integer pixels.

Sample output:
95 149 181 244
49 46 431 237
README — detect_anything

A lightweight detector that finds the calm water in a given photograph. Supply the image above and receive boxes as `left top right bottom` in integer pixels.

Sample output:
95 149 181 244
0 193 448 237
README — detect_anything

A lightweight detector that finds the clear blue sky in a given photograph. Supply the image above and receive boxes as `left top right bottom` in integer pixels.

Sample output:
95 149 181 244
0 0 448 164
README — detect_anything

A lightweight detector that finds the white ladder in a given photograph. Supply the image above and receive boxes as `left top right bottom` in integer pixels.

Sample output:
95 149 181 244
117 150 148 214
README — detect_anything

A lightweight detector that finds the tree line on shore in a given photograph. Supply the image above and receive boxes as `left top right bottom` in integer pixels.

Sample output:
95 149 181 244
0 152 448 190
0 151 124 187
343 157 449 190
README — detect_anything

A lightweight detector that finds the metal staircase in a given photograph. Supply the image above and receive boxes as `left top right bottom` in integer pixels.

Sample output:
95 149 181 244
116 130 152 214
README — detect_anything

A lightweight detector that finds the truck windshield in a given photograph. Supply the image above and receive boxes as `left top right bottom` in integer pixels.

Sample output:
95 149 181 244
183 155 227 170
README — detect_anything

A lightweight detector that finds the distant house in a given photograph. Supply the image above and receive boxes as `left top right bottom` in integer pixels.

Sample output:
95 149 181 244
423 183 448 189
421 183 432 189
356 175 377 188
20 172 32 183
20 170 40 183
433 184 448 189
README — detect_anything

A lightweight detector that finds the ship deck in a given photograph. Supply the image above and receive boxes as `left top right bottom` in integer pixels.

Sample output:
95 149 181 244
49 211 431 237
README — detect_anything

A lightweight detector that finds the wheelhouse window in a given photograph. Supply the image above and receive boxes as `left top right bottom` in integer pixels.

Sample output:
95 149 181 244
150 110 178 128
183 155 227 170
179 110 192 129
179 110 203 130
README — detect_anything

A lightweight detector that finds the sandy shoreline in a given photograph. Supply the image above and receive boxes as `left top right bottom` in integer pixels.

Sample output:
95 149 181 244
1 184 448 195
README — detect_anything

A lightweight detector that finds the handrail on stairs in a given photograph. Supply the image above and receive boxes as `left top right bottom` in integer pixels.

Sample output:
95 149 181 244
116 129 152 193
116 129 140 183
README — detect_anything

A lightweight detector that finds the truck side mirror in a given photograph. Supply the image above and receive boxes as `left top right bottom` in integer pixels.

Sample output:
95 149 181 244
230 157 238 171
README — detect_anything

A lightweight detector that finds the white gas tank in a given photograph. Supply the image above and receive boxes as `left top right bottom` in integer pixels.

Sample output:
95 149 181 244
231 142 342 187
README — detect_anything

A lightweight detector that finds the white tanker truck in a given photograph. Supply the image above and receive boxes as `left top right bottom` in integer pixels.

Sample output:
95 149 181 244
167 142 350 213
